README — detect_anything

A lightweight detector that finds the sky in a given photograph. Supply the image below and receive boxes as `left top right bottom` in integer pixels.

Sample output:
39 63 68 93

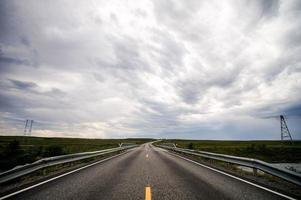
0 0 300 140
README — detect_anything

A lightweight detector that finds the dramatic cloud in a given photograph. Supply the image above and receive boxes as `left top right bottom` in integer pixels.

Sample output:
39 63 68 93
0 0 300 139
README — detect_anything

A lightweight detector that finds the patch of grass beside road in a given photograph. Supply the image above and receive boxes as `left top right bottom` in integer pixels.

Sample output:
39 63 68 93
158 140 301 163
0 136 152 171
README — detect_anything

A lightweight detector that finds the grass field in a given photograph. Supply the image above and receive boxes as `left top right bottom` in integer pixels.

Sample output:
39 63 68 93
0 136 153 171
158 140 301 163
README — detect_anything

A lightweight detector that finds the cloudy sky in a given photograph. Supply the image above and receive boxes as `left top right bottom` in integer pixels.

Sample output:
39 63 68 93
0 0 300 139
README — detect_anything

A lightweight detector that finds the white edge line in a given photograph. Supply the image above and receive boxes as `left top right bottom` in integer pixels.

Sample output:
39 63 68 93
165 149 296 200
0 150 131 200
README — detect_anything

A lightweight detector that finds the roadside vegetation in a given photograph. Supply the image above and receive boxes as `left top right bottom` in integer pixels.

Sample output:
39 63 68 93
0 136 152 171
158 140 301 163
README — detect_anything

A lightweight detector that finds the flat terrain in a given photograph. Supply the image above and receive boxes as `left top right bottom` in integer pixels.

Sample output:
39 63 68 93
2 143 291 200
158 140 301 163
0 136 153 171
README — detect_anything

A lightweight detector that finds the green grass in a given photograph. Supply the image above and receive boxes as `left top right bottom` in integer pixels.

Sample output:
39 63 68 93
158 140 301 163
0 136 153 171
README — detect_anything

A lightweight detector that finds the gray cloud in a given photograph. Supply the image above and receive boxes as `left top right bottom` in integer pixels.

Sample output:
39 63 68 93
9 79 37 90
0 56 31 68
258 0 280 18
283 103 301 118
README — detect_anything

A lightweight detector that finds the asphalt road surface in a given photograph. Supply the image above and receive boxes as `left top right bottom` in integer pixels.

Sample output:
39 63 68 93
4 143 291 200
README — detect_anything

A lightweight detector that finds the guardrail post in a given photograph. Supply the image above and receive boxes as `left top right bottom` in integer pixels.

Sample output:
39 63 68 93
253 168 258 176
42 168 46 176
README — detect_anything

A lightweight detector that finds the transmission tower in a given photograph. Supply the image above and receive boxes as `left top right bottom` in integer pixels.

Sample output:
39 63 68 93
24 119 34 136
280 115 292 141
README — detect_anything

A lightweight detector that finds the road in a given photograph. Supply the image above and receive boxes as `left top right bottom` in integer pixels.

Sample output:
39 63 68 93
5 143 290 200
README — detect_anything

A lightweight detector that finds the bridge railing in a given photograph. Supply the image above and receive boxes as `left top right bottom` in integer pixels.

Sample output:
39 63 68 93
0 144 138 184
156 144 301 186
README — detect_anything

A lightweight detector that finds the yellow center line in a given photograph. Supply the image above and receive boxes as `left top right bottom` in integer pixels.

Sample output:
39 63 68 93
145 186 151 200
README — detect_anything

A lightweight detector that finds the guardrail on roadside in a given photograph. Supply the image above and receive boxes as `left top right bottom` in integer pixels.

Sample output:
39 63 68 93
119 143 137 147
156 144 301 186
0 145 138 184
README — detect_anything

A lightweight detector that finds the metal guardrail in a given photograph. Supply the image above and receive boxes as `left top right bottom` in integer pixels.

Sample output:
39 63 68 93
119 143 136 147
0 145 138 184
157 144 301 186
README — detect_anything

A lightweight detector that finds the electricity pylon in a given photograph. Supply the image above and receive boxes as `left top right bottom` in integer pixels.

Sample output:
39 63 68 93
280 115 292 141
24 119 34 136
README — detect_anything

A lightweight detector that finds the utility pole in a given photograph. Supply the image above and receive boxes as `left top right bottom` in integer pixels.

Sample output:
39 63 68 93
280 115 292 141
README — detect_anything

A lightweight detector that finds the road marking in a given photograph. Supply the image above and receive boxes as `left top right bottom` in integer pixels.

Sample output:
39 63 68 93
0 150 132 200
167 151 296 200
145 186 151 200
